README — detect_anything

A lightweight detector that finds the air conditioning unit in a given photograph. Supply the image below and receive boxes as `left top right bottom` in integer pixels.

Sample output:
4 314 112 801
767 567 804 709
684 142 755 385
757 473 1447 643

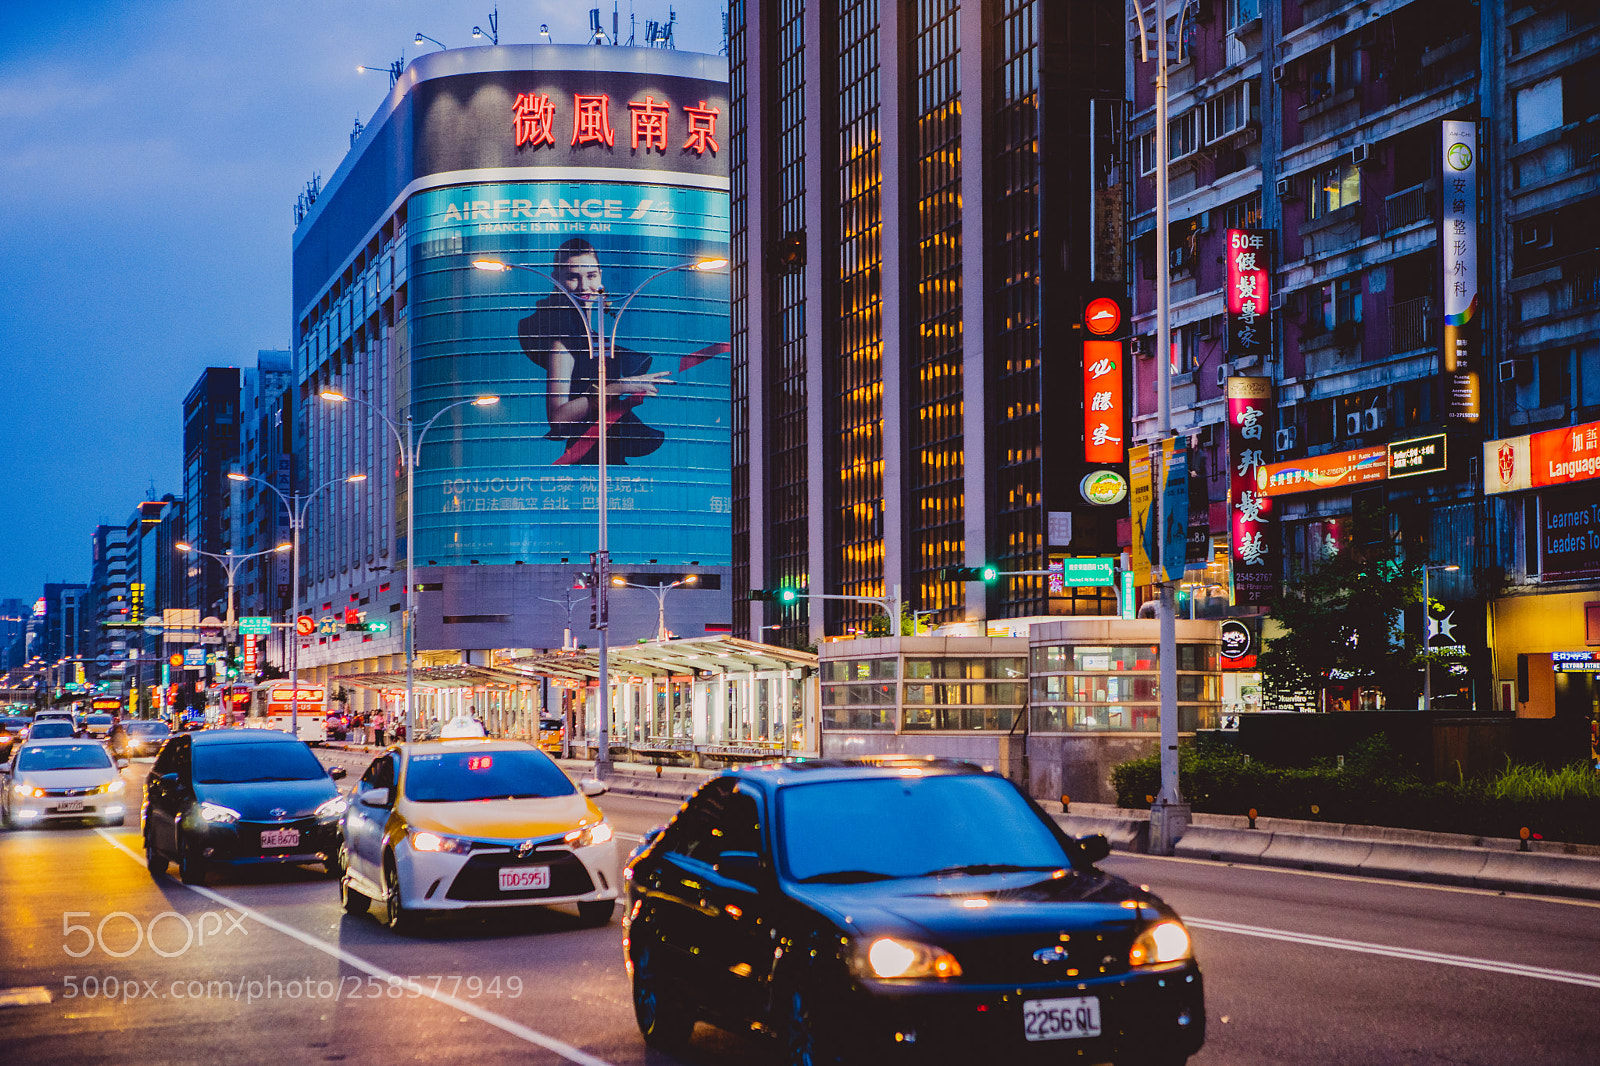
1216 361 1231 387
1350 143 1371 166
1276 176 1300 199
1275 425 1298 452
1269 292 1286 312
1272 63 1287 83
1498 359 1518 383
1346 411 1364 437
1200 422 1221 447
1131 336 1148 357
1197 315 1217 340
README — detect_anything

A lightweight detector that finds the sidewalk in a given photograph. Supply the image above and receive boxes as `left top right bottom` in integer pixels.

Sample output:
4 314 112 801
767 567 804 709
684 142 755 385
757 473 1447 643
548 757 1600 901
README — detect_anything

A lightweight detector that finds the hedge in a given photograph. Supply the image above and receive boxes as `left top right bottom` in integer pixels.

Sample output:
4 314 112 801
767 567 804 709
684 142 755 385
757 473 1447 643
1110 738 1600 847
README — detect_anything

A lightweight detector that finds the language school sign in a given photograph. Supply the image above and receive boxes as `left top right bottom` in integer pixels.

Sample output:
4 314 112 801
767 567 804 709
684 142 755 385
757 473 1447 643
1541 489 1600 581
1483 417 1600 495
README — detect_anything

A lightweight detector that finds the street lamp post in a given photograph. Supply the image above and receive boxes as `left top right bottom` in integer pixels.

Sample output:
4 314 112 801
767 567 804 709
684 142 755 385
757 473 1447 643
229 472 368 739
472 254 727 777
1421 563 1460 711
611 575 698 642
319 391 499 744
176 541 291 687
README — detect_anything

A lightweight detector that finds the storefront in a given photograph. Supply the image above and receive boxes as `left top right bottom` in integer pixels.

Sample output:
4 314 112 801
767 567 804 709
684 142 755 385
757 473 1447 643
332 664 545 740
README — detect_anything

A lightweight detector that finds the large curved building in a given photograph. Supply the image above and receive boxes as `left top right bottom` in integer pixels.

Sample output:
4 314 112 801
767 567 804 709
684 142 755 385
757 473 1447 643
279 44 731 722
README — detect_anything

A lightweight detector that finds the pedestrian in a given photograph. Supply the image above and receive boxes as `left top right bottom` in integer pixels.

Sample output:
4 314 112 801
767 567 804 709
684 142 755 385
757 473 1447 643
374 710 386 747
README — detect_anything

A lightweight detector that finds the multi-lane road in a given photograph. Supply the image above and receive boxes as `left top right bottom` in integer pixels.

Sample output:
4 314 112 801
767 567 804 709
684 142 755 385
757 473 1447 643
2 756 1598 1065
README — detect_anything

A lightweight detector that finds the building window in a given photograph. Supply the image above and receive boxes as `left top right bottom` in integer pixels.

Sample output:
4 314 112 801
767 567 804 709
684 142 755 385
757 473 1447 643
1169 109 1198 161
1229 0 1261 28
1310 161 1361 219
1221 193 1262 231
1319 275 1363 332
1516 76 1564 142
1202 80 1256 145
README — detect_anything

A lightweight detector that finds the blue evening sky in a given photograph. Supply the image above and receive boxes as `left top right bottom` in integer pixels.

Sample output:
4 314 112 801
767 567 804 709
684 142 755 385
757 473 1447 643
0 1 725 601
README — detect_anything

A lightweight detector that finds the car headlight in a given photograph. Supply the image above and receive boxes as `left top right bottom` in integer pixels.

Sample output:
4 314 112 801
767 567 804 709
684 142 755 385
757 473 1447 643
564 820 613 849
1129 921 1192 967
13 783 43 798
314 796 348 819
199 801 241 824
97 780 126 795
852 937 963 980
409 830 473 855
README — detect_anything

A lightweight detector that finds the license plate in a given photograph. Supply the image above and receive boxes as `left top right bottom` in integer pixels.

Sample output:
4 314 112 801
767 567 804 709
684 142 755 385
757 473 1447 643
55 800 84 813
498 866 550 892
261 828 300 849
1022 996 1102 1042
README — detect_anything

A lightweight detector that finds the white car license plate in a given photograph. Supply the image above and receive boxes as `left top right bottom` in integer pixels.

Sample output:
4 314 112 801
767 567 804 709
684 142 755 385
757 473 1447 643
498 866 550 892
1022 996 1102 1042
261 828 300 849
55 799 85 813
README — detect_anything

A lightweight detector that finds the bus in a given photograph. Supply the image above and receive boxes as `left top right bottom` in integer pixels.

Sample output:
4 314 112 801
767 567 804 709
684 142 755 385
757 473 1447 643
243 682 328 743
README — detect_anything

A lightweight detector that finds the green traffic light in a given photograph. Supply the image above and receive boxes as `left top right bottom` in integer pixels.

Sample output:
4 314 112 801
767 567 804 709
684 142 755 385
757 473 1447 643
980 565 999 583
779 588 798 603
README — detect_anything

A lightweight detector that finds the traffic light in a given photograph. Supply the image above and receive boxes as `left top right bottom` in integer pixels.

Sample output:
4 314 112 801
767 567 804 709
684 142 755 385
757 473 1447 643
749 586 805 604
940 566 1000 583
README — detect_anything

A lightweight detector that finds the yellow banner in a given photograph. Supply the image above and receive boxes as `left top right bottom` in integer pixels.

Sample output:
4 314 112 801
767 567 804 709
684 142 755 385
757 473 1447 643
1129 443 1155 586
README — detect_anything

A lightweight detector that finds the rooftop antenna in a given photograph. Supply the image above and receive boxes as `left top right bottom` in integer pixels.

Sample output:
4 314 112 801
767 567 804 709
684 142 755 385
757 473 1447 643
721 9 729 56
589 8 607 45
614 2 620 47
349 114 364 147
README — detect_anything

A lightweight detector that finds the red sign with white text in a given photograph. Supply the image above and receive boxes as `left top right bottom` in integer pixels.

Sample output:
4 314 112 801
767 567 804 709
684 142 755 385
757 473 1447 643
1228 377 1276 606
1083 340 1125 464
1225 229 1272 359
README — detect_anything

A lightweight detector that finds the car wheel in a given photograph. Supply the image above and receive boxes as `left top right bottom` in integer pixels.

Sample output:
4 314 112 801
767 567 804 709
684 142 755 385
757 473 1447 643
781 985 851 1066
339 848 369 916
630 939 694 1049
145 830 168 876
177 832 206 886
577 900 614 927
383 854 418 934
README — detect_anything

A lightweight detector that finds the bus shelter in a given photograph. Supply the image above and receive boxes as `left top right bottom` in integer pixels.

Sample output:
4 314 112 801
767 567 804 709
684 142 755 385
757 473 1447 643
331 664 545 740
502 637 819 766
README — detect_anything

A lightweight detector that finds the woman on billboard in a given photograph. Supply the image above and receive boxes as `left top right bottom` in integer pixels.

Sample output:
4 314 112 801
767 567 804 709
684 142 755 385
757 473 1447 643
517 238 668 465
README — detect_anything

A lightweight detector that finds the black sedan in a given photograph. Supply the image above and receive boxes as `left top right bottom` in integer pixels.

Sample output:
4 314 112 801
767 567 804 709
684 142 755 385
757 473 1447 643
623 758 1203 1066
143 729 347 885
109 719 171 759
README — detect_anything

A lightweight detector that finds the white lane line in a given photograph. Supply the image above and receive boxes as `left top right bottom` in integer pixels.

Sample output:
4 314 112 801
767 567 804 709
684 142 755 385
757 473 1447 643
94 828 617 1066
1187 915 1600 989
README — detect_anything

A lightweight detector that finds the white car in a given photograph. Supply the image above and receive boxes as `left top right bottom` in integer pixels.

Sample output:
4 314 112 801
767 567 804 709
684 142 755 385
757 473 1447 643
339 738 619 933
2 738 129 828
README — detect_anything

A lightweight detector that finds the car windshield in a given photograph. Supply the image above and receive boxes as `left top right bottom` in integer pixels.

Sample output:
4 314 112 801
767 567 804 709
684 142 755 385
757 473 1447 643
17 744 113 772
128 722 170 735
192 742 327 784
540 719 563 731
28 722 76 738
778 773 1073 884
404 749 575 803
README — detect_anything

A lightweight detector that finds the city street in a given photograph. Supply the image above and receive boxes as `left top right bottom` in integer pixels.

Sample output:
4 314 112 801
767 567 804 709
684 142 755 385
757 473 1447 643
2 760 1599 1065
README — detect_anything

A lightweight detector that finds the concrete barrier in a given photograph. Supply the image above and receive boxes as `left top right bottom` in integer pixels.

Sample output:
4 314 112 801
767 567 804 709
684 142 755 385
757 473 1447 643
1356 841 1491 887
1172 825 1273 864
1257 832 1375 874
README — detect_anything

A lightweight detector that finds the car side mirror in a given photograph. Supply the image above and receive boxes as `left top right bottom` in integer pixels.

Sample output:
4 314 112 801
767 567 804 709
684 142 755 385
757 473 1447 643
116 758 129 769
328 766 347 780
579 778 608 797
714 851 766 885
359 787 391 808
159 773 179 788
1076 833 1111 865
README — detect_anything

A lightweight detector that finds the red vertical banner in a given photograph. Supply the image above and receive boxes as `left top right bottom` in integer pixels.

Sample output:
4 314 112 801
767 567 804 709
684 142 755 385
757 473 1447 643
1225 229 1272 359
1083 339 1125 464
1227 376 1276 606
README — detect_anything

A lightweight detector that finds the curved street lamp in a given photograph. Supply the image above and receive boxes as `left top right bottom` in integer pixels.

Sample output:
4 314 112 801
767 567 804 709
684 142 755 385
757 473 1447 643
610 575 697 642
319 391 499 741
413 32 447 51
471 254 727 776
228 471 367 738
175 541 291 643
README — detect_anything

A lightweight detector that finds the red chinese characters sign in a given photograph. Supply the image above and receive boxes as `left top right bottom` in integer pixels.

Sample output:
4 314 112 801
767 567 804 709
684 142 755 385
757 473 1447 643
1225 229 1271 359
512 92 720 156
1227 376 1276 607
1083 339 1125 464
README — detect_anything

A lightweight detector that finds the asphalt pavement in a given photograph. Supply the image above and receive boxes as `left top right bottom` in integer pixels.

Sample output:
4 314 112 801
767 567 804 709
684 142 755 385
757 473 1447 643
2 758 1598 1065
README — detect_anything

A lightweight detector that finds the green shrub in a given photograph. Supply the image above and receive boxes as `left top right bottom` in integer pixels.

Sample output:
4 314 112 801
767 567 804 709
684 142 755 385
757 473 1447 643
1109 744 1600 846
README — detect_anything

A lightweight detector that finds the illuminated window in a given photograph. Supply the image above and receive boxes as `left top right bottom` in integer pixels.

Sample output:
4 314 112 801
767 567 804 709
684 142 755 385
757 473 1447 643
1310 161 1361 219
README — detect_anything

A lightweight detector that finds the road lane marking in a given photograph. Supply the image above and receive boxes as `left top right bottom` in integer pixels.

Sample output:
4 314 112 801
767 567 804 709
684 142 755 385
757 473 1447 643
94 829 618 1066
1106 852 1600 910
1186 916 1600 989
0 986 52 1008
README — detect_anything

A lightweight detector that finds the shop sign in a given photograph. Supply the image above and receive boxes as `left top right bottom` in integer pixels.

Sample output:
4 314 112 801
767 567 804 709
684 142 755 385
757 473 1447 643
1259 445 1387 496
1441 119 1481 423
1225 229 1272 359
1080 469 1128 506
1554 651 1600 673
1540 488 1600 581
1220 619 1253 660
1082 339 1126 464
1387 434 1447 479
1484 418 1600 496
1227 377 1276 607
508 91 720 154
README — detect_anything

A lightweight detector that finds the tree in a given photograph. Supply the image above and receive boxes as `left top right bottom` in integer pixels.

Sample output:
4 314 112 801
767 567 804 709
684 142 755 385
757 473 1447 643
1259 550 1424 710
